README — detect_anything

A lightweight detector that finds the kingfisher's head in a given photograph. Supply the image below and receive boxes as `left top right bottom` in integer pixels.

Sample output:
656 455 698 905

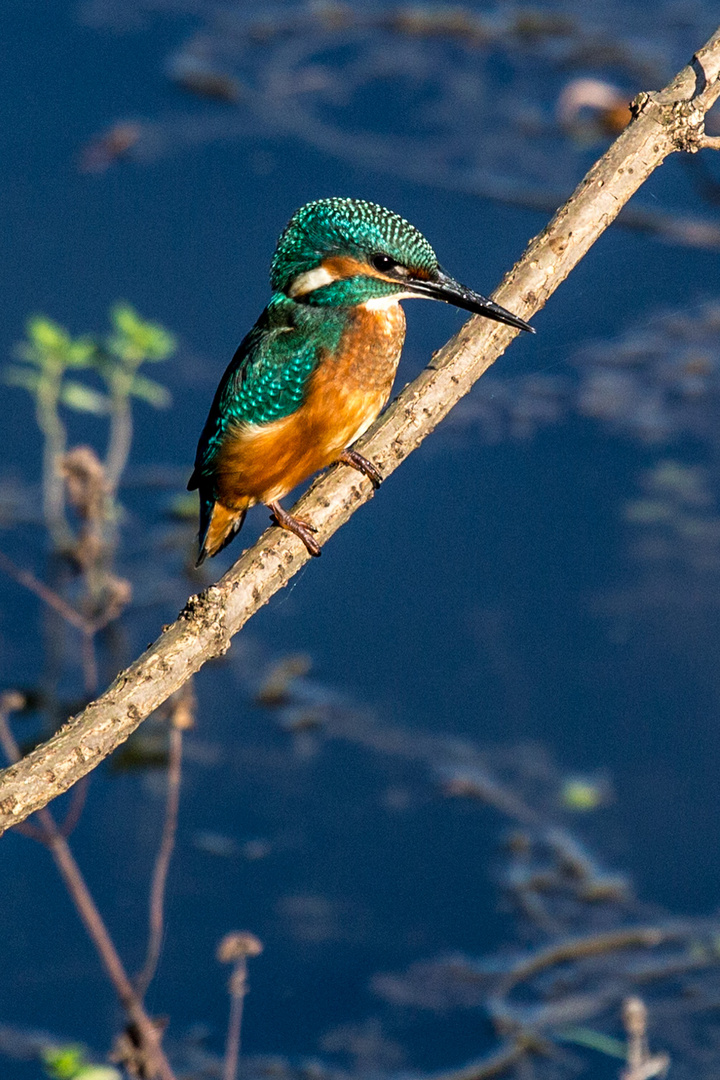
270 197 533 333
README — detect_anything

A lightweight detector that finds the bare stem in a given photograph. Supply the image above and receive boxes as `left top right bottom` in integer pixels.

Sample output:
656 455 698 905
0 550 90 633
0 707 178 1080
493 923 698 1001
105 391 133 495
81 631 99 695
223 960 247 1080
217 933 263 1080
429 1036 539 1080
105 354 146 496
59 775 90 838
620 997 670 1080
36 376 72 551
0 549 100 695
135 723 183 998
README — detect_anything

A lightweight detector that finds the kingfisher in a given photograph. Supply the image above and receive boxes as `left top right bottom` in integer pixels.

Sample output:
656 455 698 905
189 198 534 563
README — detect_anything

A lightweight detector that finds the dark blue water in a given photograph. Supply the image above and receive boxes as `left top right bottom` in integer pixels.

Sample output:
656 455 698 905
2 3 720 1077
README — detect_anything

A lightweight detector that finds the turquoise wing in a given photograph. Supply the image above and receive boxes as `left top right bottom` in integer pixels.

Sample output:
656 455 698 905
188 303 322 490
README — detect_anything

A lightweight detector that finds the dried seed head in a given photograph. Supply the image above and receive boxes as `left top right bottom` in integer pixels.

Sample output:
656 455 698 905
623 996 647 1038
170 684 196 730
217 931 264 963
0 691 26 714
61 446 109 519
171 700 195 730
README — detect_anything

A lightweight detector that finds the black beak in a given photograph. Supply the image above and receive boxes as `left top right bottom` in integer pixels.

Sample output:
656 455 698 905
406 269 535 334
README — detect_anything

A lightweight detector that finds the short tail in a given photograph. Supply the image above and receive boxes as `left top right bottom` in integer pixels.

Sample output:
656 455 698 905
196 495 248 566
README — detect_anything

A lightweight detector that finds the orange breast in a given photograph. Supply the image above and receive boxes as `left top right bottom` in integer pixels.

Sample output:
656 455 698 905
215 302 406 508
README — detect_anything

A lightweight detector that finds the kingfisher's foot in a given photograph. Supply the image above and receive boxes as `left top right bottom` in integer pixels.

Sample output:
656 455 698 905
338 449 382 489
267 501 321 557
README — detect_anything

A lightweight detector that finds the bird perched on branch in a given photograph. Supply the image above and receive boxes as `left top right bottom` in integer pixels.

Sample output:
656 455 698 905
189 197 534 563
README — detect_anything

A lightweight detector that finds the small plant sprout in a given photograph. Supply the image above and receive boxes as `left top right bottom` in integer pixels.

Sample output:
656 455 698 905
42 1043 121 1080
5 305 176 553
6 317 96 547
99 303 175 491
560 776 606 812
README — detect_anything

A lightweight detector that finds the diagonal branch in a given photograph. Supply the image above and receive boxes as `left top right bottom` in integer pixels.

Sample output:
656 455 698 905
1 26 719 835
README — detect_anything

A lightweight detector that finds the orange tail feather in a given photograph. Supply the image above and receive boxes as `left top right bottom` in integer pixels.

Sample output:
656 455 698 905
199 501 248 564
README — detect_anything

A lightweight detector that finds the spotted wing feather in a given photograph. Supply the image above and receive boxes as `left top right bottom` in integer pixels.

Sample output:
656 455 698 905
188 299 327 560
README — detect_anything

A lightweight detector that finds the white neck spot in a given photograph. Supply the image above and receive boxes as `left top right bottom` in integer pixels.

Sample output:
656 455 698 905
288 266 335 298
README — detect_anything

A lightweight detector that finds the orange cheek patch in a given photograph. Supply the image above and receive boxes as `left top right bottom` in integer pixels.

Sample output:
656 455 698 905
322 254 372 279
323 253 404 287
322 254 433 285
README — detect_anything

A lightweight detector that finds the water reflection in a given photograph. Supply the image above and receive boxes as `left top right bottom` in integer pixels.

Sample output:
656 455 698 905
76 0 720 239
445 301 720 445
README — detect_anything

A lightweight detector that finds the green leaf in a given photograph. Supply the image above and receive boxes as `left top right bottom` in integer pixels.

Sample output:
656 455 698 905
130 373 172 408
108 303 176 363
167 491 199 521
110 302 143 337
555 1027 626 1059
43 1044 86 1079
16 319 97 374
3 365 41 392
142 324 176 361
60 381 111 415
27 316 71 355
43 1043 122 1080
66 338 99 368
560 777 604 812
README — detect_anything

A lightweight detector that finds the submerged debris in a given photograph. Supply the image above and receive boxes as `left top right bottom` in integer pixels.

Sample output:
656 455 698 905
78 122 142 173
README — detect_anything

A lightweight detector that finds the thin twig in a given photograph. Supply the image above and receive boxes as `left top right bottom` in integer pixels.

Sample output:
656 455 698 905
105 391 133 495
441 766 542 826
80 632 99 696
59 775 90 839
0 550 90 633
217 934 263 1080
135 721 184 998
1 25 719 833
428 1035 542 1080
223 966 246 1080
0 549 98 692
0 707 178 1080
492 923 703 1001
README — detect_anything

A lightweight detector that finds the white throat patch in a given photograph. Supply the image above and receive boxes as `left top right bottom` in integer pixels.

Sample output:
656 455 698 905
363 291 416 311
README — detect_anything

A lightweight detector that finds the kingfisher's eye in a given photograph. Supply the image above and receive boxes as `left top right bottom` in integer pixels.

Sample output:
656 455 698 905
370 253 401 274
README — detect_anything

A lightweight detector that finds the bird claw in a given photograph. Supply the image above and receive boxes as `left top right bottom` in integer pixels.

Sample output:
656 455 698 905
267 502 321 557
338 449 383 489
